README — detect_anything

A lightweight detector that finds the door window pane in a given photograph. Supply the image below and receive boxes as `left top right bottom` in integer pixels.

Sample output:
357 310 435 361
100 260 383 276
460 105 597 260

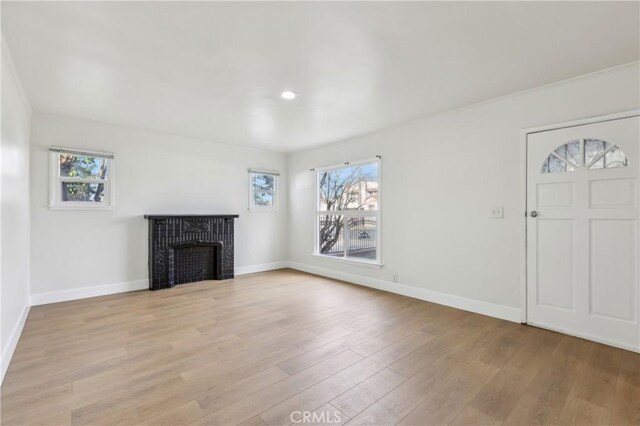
585 139 610 166
554 140 580 166
544 155 574 173
589 157 605 170
543 139 628 173
604 147 628 168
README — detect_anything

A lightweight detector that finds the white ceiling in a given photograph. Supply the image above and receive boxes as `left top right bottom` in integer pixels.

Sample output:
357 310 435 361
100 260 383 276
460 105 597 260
3 2 639 151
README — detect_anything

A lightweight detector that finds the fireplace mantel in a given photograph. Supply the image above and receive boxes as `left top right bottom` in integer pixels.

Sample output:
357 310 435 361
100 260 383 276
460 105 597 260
144 214 240 220
145 214 239 290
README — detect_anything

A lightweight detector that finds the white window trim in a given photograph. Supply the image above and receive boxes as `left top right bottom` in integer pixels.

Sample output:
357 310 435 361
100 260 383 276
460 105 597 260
49 147 115 210
248 169 279 211
313 157 382 266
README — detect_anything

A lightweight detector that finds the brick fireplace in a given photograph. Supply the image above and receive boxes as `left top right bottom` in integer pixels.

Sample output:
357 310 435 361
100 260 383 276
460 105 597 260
144 215 239 290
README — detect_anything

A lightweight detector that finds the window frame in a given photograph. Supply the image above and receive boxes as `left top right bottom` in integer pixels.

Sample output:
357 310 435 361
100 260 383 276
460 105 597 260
248 169 279 211
49 147 115 210
313 158 382 267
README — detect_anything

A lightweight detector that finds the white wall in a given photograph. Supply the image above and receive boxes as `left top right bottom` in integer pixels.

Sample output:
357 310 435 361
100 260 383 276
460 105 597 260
287 63 640 321
29 114 288 300
1 42 32 381
18 58 640 329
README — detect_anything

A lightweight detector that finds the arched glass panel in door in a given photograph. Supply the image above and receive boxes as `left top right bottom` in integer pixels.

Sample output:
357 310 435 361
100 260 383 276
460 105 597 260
541 138 628 173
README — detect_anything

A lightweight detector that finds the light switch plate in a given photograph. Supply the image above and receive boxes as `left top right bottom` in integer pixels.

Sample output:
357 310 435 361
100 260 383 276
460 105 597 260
491 206 504 218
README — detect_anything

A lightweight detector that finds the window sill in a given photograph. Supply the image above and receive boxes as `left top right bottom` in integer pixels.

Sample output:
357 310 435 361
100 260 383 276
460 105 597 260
248 207 279 212
312 254 384 269
49 205 115 211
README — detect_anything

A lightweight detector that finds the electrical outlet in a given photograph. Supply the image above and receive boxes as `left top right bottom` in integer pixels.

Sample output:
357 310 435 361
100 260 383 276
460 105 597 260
491 206 504 219
392 273 398 283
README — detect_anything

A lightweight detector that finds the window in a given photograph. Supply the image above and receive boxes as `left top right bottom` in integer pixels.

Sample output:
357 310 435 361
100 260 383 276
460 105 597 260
249 170 278 210
49 147 115 209
542 139 628 173
315 159 380 264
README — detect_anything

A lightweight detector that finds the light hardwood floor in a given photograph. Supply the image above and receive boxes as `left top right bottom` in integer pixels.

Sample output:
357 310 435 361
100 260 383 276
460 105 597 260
1 269 638 425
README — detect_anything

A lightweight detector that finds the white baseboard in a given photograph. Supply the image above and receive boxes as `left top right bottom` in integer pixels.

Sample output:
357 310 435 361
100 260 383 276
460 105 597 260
30 279 148 306
1 304 30 384
287 261 522 323
29 261 291 307
28 260 519 321
235 261 289 276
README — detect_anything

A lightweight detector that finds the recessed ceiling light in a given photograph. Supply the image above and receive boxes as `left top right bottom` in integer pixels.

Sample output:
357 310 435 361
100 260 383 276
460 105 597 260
281 90 297 100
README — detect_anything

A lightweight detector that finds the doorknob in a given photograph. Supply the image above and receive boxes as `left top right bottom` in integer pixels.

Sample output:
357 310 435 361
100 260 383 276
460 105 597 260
530 210 539 218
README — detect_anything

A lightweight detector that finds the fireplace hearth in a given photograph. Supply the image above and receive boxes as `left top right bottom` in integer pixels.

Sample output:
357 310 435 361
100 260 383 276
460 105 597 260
144 215 239 290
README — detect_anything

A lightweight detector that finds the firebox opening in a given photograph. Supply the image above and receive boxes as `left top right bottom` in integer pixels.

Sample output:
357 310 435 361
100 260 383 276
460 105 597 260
173 244 217 284
168 240 223 287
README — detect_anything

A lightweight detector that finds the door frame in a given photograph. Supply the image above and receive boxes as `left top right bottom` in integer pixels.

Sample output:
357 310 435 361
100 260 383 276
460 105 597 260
519 110 640 341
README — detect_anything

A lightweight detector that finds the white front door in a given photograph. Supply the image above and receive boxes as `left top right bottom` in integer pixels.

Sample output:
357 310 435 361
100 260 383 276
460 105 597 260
527 116 639 350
